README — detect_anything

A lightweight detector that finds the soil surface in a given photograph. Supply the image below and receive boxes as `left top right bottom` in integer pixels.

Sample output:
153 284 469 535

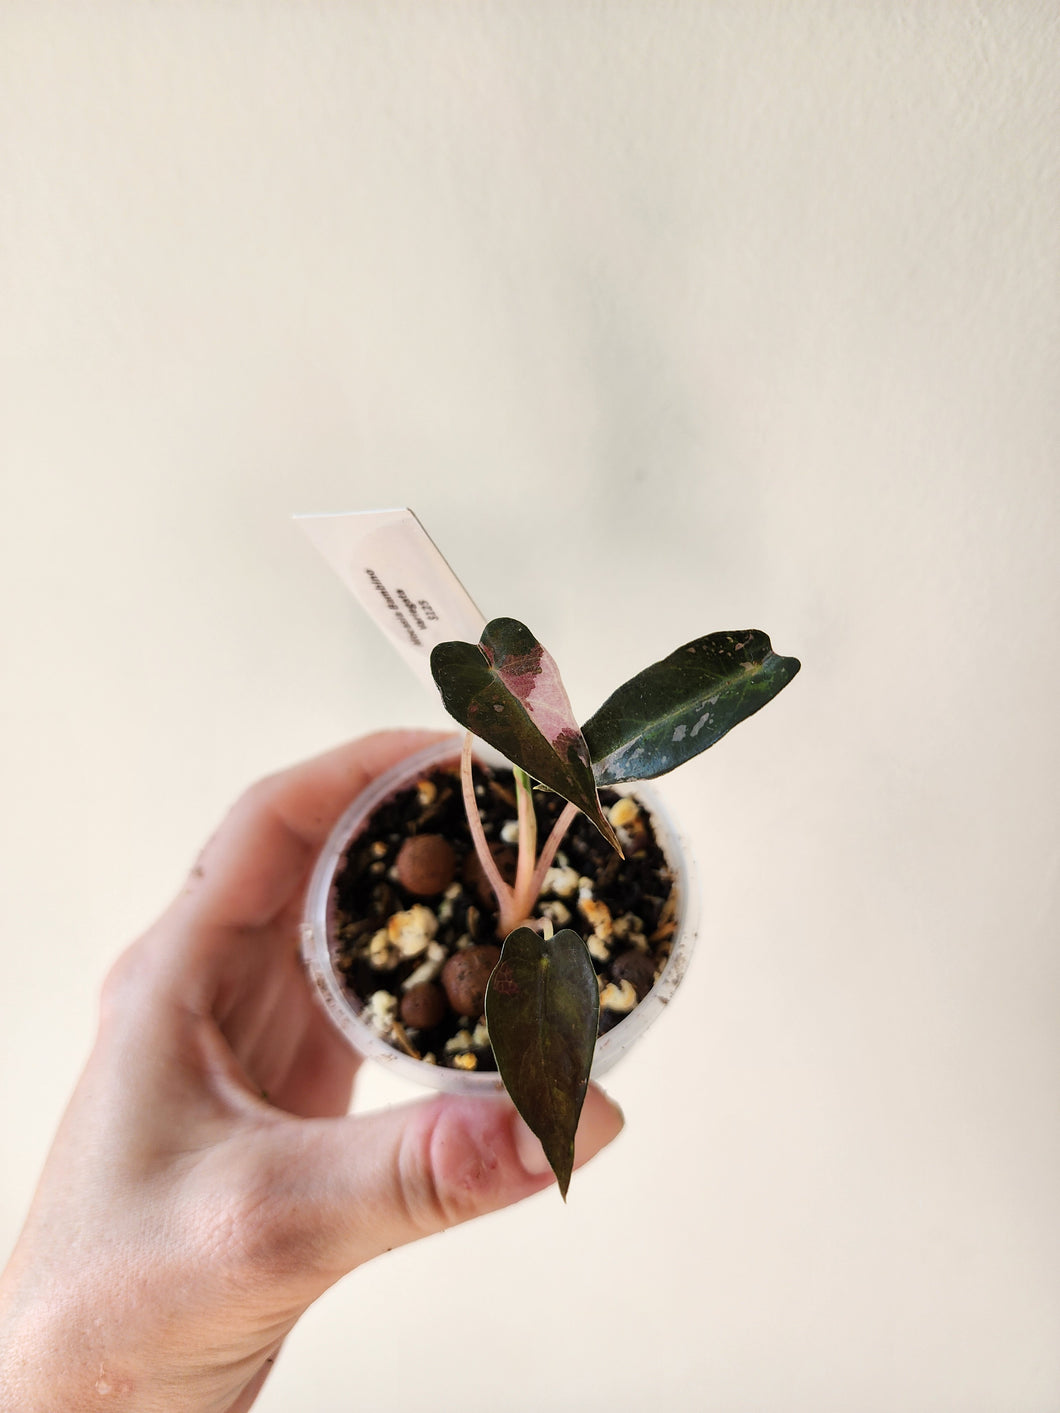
330 759 676 1072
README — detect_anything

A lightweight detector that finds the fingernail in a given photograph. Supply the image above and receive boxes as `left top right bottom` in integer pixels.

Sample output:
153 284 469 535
512 1115 553 1176
573 1087 625 1169
511 1087 625 1179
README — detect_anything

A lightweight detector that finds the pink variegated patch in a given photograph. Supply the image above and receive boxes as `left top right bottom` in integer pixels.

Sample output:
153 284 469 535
482 636 589 766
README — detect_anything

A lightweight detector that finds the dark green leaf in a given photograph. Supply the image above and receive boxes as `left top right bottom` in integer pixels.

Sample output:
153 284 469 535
582 629 801 786
431 617 621 852
485 926 600 1199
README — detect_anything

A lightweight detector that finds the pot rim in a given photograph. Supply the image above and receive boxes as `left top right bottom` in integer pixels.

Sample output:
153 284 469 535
300 734 699 1095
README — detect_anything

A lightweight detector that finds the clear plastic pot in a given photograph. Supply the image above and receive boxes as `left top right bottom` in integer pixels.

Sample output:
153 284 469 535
301 735 699 1095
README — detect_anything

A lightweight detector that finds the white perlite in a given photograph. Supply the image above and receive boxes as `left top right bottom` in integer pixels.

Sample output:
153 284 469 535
599 979 638 1013
543 865 580 898
362 990 398 1035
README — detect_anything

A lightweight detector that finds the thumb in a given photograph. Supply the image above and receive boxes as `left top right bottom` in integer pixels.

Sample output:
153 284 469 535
285 1086 624 1276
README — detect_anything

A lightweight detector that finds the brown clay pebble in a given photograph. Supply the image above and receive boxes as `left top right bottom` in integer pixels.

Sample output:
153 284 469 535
441 944 501 1017
462 841 518 908
611 949 657 1002
399 981 447 1030
395 834 456 897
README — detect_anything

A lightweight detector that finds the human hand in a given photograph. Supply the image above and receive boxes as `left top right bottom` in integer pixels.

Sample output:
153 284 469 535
0 731 624 1413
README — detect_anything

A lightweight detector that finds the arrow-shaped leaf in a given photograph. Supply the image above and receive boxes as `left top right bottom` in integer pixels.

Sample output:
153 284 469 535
431 617 620 852
582 629 801 786
485 926 600 1199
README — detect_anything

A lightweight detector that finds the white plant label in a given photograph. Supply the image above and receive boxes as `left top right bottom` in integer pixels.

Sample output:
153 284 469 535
295 508 487 688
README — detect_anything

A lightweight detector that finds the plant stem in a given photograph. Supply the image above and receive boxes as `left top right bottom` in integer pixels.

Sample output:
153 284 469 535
528 801 579 902
461 733 513 920
512 766 538 910
461 736 581 936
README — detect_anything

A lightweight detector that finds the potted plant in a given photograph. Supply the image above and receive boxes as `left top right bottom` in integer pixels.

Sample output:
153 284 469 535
303 617 799 1196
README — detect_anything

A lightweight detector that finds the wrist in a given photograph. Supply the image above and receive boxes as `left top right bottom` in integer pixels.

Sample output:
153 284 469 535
0 1277 152 1413
0 1293 261 1413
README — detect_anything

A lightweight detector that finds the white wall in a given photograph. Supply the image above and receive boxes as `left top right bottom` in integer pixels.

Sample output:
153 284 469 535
2 5 1057 1409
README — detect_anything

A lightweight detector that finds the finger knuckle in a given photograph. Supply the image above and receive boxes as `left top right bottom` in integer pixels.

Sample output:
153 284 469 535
212 1159 327 1288
98 938 151 1023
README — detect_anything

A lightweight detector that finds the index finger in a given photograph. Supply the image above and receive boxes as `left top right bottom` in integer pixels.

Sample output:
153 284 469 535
178 729 451 932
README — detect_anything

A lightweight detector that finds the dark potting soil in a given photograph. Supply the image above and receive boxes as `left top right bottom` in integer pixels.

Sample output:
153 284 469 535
330 760 677 1072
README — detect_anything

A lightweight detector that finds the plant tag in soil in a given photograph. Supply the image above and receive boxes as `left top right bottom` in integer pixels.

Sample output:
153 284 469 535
296 508 487 689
